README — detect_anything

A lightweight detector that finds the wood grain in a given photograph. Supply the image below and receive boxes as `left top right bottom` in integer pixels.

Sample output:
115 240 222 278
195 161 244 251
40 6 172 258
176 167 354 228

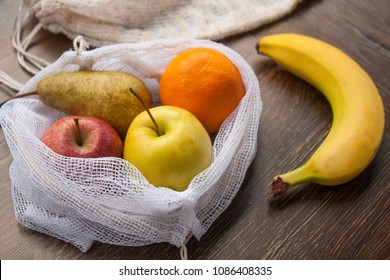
0 0 389 260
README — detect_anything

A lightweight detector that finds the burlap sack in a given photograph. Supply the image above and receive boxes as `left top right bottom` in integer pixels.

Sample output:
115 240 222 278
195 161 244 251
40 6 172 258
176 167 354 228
24 0 301 46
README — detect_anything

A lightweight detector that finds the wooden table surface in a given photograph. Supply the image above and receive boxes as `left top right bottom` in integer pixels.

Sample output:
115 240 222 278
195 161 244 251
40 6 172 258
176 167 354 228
0 0 389 260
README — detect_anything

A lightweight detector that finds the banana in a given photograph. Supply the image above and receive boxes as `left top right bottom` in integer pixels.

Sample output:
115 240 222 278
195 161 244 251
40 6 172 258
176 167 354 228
256 33 385 195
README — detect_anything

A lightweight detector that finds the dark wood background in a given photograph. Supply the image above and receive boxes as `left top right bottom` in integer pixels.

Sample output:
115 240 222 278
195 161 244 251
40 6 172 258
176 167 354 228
0 0 389 260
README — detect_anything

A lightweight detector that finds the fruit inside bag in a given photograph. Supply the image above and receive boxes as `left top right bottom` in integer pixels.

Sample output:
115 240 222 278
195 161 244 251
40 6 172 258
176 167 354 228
0 38 261 253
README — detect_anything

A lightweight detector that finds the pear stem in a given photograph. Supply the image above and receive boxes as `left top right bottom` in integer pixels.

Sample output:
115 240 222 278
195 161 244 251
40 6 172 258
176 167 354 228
129 87 161 136
74 118 83 146
0 90 38 108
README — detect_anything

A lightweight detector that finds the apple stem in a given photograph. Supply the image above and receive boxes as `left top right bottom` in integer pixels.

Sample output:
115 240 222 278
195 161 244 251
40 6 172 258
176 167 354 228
129 87 161 136
0 90 38 108
74 118 83 146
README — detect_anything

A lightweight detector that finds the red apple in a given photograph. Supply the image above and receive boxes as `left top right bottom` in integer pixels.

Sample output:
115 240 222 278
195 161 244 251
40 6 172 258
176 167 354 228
41 116 123 158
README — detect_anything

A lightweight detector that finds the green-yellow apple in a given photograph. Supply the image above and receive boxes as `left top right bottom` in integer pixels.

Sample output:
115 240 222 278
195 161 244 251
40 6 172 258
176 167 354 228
41 115 123 158
123 105 213 191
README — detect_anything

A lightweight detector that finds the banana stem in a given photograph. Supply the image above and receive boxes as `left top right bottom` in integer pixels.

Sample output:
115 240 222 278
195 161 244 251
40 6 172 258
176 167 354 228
0 90 38 108
271 164 313 195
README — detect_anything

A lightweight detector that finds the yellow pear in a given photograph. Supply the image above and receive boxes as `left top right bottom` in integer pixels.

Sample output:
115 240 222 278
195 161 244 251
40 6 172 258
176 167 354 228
1 71 153 139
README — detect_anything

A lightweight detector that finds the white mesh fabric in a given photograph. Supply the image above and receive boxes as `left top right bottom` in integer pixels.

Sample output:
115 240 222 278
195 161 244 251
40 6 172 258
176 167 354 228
24 0 300 46
0 39 261 252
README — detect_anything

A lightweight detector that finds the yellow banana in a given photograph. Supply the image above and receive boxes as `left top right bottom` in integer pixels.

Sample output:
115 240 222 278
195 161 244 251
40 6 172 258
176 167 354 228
256 33 385 195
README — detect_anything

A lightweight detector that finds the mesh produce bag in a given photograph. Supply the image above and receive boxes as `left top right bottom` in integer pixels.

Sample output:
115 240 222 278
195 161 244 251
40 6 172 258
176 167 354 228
24 0 301 47
0 38 262 253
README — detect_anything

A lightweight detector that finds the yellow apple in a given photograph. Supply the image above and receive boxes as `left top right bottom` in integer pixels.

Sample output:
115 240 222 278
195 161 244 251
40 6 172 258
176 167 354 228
123 105 213 191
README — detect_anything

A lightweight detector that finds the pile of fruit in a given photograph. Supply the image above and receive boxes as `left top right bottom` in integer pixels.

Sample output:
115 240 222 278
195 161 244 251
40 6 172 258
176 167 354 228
0 34 385 251
3 47 246 193
1 33 385 197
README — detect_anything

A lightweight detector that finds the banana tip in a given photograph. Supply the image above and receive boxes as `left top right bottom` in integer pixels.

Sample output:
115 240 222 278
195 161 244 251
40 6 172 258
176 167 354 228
271 177 290 196
255 42 261 54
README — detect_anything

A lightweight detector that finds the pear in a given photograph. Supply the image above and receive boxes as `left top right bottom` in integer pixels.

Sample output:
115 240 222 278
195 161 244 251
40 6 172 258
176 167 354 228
1 71 153 139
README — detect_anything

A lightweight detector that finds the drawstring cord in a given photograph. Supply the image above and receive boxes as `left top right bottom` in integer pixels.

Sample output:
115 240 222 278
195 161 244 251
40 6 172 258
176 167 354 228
0 2 90 95
0 70 24 91
0 1 48 93
180 234 193 260
12 1 50 75
73 35 90 55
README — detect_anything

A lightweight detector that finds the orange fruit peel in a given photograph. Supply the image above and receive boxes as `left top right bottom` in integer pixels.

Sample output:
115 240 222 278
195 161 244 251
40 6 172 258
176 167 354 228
160 48 246 133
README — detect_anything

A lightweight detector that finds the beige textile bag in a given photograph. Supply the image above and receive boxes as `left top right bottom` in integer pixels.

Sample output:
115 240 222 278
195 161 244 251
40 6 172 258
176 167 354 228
25 0 301 46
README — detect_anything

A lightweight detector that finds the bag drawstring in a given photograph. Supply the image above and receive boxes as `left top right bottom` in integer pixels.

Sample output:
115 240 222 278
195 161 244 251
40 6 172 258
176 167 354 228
0 0 50 94
0 7 90 96
180 234 193 260
0 70 24 92
12 0 50 75
73 35 90 55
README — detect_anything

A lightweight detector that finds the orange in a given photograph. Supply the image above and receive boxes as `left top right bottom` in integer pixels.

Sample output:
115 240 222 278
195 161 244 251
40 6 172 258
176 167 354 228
159 48 246 133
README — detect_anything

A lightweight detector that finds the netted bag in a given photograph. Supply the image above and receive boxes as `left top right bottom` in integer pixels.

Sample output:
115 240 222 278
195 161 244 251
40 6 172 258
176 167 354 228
0 38 261 253
23 0 301 46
